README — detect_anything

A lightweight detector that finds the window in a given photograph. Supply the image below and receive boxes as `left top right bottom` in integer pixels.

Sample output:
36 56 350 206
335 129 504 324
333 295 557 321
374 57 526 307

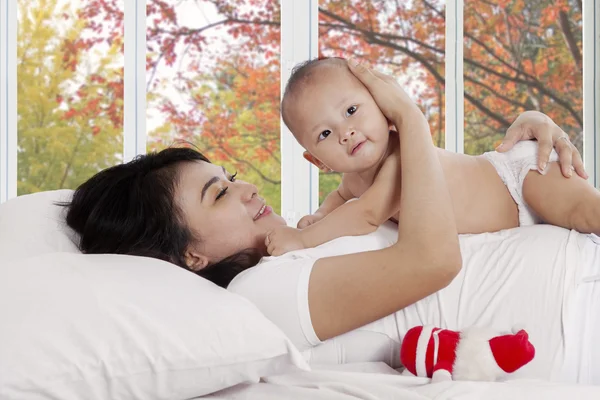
1 0 598 206
318 0 446 203
463 0 583 156
145 1 282 214
16 0 124 195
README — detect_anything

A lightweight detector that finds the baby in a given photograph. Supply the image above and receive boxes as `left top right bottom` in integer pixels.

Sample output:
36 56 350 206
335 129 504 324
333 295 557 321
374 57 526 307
266 57 600 256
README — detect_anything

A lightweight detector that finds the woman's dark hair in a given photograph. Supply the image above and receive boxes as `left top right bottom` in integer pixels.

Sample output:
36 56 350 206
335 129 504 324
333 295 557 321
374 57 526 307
62 147 262 288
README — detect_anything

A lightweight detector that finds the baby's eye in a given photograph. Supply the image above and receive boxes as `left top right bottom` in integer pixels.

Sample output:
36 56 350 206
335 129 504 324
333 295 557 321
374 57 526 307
318 130 331 141
346 105 357 117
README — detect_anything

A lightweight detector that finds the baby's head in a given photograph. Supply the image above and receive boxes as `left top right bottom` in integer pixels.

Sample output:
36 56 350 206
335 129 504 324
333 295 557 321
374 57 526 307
281 57 391 174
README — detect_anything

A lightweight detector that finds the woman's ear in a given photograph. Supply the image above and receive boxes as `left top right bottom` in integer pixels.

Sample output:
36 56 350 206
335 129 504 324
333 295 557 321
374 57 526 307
303 151 333 173
184 248 210 272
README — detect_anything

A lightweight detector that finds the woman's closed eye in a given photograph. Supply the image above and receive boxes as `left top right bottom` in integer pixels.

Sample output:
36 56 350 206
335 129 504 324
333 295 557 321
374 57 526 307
345 105 357 117
216 187 228 200
215 172 238 201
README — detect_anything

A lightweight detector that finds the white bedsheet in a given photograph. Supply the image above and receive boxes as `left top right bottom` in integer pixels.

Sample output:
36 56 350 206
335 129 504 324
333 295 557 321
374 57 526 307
201 362 600 399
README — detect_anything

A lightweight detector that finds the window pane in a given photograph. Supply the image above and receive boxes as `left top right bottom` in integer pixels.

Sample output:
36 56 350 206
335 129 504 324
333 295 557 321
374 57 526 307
318 0 446 204
146 1 282 214
463 0 583 155
17 0 124 195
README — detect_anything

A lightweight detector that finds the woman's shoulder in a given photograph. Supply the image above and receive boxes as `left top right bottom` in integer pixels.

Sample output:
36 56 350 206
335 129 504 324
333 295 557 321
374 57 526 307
227 246 321 351
227 251 314 295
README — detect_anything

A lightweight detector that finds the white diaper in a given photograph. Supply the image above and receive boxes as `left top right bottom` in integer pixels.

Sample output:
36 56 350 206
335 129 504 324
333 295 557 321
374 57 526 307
483 140 559 226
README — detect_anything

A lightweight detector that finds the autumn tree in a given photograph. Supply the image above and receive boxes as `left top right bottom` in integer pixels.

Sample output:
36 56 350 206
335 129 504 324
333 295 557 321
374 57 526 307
143 0 283 209
462 0 582 154
17 0 124 195
22 0 582 206
149 56 282 211
317 0 582 155
139 0 582 203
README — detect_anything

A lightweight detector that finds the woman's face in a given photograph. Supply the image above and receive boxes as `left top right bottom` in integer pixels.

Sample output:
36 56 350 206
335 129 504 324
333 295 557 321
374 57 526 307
175 160 286 269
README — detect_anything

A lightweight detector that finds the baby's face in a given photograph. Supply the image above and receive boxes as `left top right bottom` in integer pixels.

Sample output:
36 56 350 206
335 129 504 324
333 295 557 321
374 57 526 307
284 65 390 173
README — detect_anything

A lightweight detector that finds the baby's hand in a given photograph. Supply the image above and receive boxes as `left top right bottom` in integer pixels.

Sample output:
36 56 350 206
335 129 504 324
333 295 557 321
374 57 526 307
266 226 307 256
297 212 325 229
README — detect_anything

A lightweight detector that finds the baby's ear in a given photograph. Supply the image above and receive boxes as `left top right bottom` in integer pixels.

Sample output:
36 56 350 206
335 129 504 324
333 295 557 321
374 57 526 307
303 151 332 172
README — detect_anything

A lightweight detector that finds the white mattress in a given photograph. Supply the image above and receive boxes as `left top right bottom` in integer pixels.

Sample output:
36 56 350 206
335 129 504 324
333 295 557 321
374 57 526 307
201 362 600 399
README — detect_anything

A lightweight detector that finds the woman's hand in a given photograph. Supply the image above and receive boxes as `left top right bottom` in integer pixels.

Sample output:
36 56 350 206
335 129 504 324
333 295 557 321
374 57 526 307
347 58 424 126
496 110 587 179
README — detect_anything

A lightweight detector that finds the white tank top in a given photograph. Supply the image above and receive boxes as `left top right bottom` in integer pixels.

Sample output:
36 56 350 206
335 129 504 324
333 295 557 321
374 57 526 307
228 223 584 382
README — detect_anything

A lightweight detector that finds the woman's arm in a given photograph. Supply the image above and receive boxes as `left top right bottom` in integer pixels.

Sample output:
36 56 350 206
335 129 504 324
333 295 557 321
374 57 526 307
308 61 461 341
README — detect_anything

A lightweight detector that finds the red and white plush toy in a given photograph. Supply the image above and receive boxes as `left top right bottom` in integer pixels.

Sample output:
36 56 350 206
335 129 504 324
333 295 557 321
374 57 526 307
400 325 535 382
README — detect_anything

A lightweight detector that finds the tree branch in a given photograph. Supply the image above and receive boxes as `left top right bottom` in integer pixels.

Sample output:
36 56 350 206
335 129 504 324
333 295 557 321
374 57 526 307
463 56 582 126
319 8 444 55
317 6 559 130
558 10 582 72
421 0 444 19
59 131 85 189
217 144 281 184
464 75 531 110
464 91 512 128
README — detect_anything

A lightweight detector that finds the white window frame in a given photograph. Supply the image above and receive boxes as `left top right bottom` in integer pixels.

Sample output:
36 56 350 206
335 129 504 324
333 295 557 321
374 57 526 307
124 0 147 162
280 0 320 226
0 0 16 202
445 0 464 153
584 0 600 187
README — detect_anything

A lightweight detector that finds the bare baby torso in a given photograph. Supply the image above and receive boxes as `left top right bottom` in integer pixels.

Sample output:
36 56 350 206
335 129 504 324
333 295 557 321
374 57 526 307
345 147 520 234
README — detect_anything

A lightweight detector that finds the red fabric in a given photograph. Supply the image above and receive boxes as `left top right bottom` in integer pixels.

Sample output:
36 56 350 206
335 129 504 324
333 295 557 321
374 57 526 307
401 326 461 378
424 328 438 377
400 326 422 376
434 329 460 374
489 329 536 373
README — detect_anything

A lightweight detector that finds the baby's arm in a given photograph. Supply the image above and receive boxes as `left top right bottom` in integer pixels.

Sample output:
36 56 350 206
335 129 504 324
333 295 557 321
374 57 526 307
300 138 402 248
523 163 600 235
297 180 354 229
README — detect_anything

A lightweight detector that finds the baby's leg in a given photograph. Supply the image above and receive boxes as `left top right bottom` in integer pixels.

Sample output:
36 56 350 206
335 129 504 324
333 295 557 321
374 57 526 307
523 163 600 234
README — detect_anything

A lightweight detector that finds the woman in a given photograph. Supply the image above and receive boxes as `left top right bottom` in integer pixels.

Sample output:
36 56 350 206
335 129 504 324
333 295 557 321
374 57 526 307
65 63 593 383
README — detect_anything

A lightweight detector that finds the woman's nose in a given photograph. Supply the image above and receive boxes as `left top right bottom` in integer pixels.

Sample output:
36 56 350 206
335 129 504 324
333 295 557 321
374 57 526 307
240 182 259 202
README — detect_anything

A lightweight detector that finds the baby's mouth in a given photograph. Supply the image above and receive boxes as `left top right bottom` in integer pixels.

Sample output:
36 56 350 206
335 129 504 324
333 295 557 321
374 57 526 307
351 141 365 155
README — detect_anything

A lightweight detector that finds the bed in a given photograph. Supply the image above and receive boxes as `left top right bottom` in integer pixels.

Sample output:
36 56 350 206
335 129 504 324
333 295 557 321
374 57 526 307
1 190 600 400
204 362 600 399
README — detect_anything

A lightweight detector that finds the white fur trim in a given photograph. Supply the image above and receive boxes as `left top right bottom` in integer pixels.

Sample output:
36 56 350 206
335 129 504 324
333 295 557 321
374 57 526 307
416 325 435 377
453 327 505 381
433 329 440 365
431 368 452 383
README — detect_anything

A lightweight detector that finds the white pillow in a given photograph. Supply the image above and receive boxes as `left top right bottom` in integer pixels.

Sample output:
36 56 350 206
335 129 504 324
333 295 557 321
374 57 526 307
0 253 308 399
0 190 79 264
0 191 309 398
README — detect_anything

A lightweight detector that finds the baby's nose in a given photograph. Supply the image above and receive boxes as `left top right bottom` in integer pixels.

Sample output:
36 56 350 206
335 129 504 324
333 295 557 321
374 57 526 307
340 130 355 142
